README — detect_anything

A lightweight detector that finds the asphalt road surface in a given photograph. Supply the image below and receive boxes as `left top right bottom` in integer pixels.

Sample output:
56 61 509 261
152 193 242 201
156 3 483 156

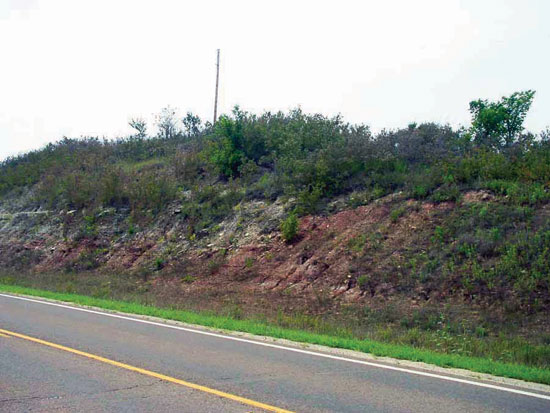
1 293 549 412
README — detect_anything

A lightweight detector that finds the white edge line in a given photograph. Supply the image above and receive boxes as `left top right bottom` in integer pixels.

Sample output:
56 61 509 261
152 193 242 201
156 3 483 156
1 292 549 402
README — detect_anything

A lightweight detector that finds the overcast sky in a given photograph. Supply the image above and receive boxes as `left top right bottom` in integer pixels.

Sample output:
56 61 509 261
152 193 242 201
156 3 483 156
1 0 549 160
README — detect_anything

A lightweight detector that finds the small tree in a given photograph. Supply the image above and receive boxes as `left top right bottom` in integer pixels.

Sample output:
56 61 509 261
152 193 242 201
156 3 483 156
183 111 202 137
469 90 535 149
208 115 245 178
155 106 179 139
501 90 536 145
128 117 147 138
280 213 299 243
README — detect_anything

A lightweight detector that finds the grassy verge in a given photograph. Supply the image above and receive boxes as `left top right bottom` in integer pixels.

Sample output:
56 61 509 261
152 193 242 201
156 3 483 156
1 283 549 385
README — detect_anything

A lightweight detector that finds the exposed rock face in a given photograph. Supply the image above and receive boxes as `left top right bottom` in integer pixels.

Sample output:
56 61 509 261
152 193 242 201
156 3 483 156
0 191 455 309
2 188 547 324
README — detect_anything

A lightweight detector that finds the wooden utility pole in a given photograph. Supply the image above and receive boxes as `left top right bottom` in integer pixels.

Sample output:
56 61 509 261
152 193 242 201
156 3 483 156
213 49 220 125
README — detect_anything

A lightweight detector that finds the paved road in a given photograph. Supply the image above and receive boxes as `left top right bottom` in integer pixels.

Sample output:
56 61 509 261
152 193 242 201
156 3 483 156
1 293 549 412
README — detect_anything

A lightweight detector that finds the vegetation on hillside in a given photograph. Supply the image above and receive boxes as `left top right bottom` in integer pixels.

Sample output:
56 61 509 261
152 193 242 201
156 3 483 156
1 90 547 213
1 90 550 309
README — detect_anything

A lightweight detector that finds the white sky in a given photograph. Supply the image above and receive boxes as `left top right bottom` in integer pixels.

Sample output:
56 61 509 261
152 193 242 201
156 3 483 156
1 0 549 160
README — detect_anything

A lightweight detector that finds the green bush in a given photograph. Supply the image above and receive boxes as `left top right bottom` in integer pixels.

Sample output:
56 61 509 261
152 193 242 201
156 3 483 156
390 206 407 223
412 185 429 199
154 257 164 271
295 185 323 215
432 184 461 203
280 213 299 243
128 171 177 215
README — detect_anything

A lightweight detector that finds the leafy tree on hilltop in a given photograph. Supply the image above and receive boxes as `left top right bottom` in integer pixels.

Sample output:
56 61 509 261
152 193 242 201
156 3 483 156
469 90 535 149
183 112 202 138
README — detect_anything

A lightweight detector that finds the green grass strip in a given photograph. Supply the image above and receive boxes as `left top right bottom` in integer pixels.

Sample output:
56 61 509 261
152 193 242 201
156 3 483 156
1 283 549 385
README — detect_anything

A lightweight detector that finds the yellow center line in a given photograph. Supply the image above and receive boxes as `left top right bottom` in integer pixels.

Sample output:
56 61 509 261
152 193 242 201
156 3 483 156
0 332 10 338
0 327 294 413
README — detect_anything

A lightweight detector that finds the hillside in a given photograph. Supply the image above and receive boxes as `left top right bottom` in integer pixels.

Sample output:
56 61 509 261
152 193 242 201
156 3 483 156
2 92 550 369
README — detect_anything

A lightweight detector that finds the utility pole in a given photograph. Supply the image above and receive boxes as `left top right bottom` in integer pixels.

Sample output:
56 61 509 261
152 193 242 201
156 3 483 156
213 49 220 125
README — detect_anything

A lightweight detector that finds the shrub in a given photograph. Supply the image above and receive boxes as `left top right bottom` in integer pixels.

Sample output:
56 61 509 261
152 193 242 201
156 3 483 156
347 234 367 253
82 215 97 237
412 185 429 199
99 167 127 207
431 184 461 203
154 257 164 271
281 213 299 242
295 185 323 215
172 150 204 183
128 171 177 215
390 206 407 223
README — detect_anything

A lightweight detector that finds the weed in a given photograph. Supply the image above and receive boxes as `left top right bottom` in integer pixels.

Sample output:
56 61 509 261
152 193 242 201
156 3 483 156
207 256 224 274
82 214 97 237
390 205 407 223
154 257 164 271
431 226 446 244
347 234 367 253
357 275 369 291
476 326 487 338
181 275 196 283
244 257 255 268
